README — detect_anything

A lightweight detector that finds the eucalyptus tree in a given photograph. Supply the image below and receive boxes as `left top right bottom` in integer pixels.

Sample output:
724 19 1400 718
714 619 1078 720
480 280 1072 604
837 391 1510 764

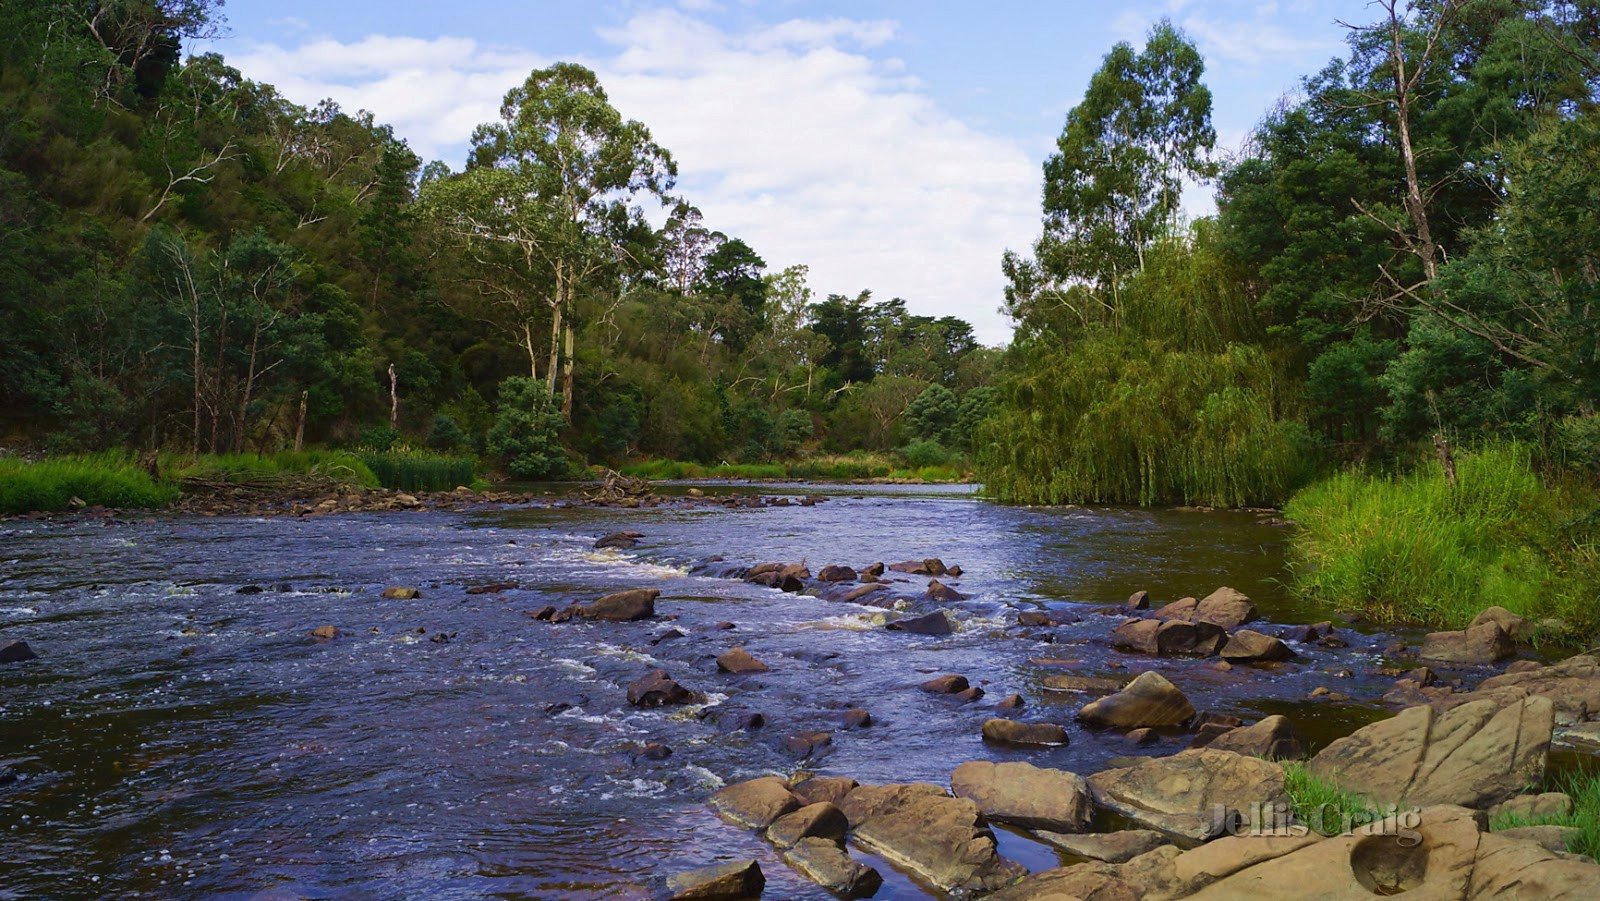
427 63 676 419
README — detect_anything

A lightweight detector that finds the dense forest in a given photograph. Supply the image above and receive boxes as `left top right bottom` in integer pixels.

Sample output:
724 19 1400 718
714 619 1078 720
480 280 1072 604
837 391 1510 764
0 0 996 478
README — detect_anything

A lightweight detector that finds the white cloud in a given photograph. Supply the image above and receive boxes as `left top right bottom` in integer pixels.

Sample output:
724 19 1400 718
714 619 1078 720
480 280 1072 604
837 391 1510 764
215 8 1038 344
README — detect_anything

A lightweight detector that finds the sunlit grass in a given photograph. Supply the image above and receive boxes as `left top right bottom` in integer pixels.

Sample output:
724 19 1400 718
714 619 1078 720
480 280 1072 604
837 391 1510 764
0 455 178 513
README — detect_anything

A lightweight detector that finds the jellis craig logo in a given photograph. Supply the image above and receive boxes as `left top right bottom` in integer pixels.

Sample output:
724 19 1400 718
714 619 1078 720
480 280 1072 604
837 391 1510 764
1209 802 1424 846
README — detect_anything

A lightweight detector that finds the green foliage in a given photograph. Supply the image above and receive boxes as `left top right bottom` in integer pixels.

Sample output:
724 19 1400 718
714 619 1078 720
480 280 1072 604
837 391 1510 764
487 377 569 480
359 426 402 452
171 451 381 488
905 384 959 445
901 439 952 469
1490 769 1600 862
426 414 468 451
1285 444 1600 636
1282 763 1379 836
774 409 814 457
0 456 178 514
358 449 476 492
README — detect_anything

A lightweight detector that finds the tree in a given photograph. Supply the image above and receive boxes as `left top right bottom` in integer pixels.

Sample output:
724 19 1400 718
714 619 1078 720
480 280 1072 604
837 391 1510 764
905 384 959 445
487 376 569 479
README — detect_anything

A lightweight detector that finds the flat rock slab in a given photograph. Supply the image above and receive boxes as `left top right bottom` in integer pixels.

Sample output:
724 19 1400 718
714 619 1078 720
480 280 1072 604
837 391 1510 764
1032 828 1171 863
1203 715 1306 761
1086 748 1288 843
838 782 1026 893
1308 696 1553 809
1420 622 1515 665
1437 653 1600 724
951 760 1091 832
980 718 1069 747
666 859 764 900
710 776 800 829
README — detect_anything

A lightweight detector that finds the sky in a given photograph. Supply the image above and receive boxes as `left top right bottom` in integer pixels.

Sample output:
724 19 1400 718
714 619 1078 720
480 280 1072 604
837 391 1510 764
195 1 1365 344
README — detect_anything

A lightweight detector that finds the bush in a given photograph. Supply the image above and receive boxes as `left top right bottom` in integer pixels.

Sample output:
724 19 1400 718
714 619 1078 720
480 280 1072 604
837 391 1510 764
775 409 813 456
901 439 952 468
905 384 959 445
487 377 569 480
426 414 468 451
1284 443 1600 635
0 456 178 513
358 426 401 451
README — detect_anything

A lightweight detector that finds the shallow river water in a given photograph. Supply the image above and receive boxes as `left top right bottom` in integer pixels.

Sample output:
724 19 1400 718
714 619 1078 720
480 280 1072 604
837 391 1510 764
2 483 1437 898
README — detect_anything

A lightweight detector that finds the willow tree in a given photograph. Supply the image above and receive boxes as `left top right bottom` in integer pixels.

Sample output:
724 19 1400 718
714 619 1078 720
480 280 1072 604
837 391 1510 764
427 63 675 419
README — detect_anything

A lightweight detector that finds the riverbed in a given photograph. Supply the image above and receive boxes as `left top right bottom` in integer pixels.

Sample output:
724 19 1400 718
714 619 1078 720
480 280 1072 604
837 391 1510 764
1 483 1419 898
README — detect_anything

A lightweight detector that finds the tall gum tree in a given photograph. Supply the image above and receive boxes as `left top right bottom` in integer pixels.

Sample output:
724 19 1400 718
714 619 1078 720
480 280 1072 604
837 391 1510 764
427 63 676 419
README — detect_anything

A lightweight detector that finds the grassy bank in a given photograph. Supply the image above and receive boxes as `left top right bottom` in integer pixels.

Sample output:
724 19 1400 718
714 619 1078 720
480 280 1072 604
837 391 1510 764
1285 443 1600 637
1490 769 1600 861
618 452 968 483
0 455 179 514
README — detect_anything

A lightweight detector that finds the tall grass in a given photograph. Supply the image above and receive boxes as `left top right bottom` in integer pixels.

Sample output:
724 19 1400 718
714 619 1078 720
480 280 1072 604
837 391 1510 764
1283 763 1379 835
1490 769 1600 861
358 449 476 492
1285 443 1599 635
168 451 380 488
0 456 178 513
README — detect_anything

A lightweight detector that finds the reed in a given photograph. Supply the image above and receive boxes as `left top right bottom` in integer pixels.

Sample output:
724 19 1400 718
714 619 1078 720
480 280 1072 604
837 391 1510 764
357 450 477 492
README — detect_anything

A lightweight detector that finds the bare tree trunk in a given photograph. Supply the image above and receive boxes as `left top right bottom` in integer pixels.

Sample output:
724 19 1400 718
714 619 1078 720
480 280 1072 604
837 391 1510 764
546 294 563 398
1433 433 1458 487
524 322 539 380
562 318 575 421
1389 9 1439 281
294 389 307 452
388 363 399 431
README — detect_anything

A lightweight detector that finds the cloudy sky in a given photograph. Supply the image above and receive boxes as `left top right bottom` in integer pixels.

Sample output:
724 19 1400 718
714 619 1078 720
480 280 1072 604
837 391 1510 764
197 1 1362 344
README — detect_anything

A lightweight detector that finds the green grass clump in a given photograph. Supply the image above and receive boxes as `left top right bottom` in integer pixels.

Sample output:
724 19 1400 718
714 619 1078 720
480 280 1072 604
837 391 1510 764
169 451 380 488
358 449 476 492
1490 769 1600 861
0 456 179 513
1283 763 1379 835
1284 443 1600 634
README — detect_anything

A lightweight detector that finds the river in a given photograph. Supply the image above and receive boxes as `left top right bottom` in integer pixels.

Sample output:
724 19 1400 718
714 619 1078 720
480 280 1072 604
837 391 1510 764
0 483 1417 898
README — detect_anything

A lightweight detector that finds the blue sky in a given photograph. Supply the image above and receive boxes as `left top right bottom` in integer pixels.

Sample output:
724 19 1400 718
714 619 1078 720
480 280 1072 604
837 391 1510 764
198 1 1364 343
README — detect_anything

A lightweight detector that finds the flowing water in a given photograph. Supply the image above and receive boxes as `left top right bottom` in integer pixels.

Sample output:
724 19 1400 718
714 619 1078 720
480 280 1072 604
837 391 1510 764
2 484 1433 898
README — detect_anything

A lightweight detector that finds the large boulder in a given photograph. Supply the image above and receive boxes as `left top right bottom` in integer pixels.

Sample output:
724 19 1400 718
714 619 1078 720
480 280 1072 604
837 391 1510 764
950 760 1092 832
767 802 848 848
980 719 1069 747
1437 653 1600 724
577 588 660 621
709 776 800 828
1153 588 1258 629
666 859 764 900
1114 619 1227 657
1203 715 1306 761
1308 696 1553 808
1470 605 1529 640
1077 671 1195 729
1420 622 1515 665
782 837 882 898
1220 630 1296 664
837 783 1026 893
1086 748 1288 842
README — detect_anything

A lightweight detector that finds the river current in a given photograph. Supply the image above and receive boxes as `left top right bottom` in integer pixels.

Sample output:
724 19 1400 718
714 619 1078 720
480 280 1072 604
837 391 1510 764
1 483 1412 898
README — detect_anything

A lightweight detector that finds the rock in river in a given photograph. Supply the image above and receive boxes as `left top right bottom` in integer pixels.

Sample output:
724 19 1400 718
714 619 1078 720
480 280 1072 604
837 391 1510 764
888 611 952 635
1113 618 1226 657
980 718 1069 747
0 639 38 663
837 782 1026 893
782 837 882 899
919 673 969 694
1308 696 1552 808
816 564 857 582
1086 747 1289 842
594 531 643 550
1220 629 1297 663
627 669 700 707
710 776 800 829
1203 714 1306 761
381 586 421 599
716 647 768 674
1077 671 1194 729
767 802 849 848
1420 621 1515 665
950 760 1092 832
1153 586 1258 629
926 579 965 602
1031 828 1170 863
576 588 659 622
665 859 764 900
791 775 858 807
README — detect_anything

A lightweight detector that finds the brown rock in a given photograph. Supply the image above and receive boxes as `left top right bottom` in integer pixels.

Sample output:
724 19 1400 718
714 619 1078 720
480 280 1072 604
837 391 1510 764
577 588 660 621
308 625 339 640
1032 828 1170 863
955 686 986 702
887 611 952 635
841 708 873 729
1470 604 1529 640
920 673 969 694
782 837 882 898
783 730 833 757
716 647 769 674
1086 747 1289 842
951 760 1092 832
1204 715 1306 760
1127 590 1150 610
837 783 1027 893
1420 622 1515 665
767 802 849 848
594 531 643 550
926 579 965 602
1220 630 1297 663
381 586 421 599
997 693 1025 710
1308 696 1553 808
627 669 699 707
1192 586 1258 628
1490 791 1572 823
1041 674 1128 694
980 719 1069 747
816 564 857 582
1442 653 1600 723
1017 611 1052 627
841 583 887 603
666 859 764 900
791 775 858 807
1077 671 1195 729
710 776 800 828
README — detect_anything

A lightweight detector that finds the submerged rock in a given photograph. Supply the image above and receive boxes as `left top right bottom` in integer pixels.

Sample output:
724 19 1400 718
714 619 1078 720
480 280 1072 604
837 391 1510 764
1077 671 1195 729
1308 696 1553 808
783 730 833 758
577 588 659 622
665 859 764 900
980 719 1068 747
626 670 699 707
308 625 339 641
950 760 1091 832
888 611 952 635
381 586 421 599
837 782 1026 893
841 708 873 729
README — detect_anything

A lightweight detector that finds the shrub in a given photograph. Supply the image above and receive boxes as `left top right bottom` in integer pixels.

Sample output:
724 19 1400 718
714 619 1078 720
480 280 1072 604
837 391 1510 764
358 426 401 451
426 414 468 451
901 439 952 469
487 377 569 481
